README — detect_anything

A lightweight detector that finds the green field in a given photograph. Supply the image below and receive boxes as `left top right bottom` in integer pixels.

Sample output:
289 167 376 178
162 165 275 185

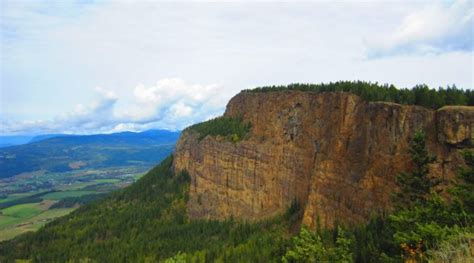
0 215 22 229
1 203 43 218
0 171 143 241
0 200 78 241
0 192 42 204
0 207 74 241
41 190 95 200
94 178 121 184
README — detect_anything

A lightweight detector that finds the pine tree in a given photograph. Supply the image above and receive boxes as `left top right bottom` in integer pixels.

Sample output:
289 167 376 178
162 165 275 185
330 227 353 263
449 150 474 226
393 130 439 209
282 226 326 263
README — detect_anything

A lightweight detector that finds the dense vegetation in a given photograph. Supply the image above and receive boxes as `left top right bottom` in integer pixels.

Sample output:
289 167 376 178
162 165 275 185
244 81 474 109
49 193 108 209
0 156 293 262
186 116 252 142
1 131 472 262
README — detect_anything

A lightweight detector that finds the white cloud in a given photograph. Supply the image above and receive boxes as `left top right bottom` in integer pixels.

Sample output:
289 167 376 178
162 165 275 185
366 0 473 58
1 1 473 136
1 79 232 135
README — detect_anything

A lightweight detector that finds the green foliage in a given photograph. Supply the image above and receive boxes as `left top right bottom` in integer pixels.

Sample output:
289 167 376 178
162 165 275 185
332 227 354 263
49 193 107 209
283 226 326 263
186 116 251 142
393 130 439 209
449 150 474 225
283 226 354 263
163 252 187 263
244 81 473 109
352 217 399 263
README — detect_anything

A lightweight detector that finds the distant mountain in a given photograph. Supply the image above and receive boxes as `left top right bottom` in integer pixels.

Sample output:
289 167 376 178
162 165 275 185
0 136 34 148
28 134 70 143
0 129 180 179
0 134 69 148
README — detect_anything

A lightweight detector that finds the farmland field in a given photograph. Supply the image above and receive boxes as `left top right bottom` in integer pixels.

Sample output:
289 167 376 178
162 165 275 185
0 167 147 241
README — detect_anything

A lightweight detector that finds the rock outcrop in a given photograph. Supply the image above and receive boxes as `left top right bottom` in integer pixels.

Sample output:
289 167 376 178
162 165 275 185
173 91 474 228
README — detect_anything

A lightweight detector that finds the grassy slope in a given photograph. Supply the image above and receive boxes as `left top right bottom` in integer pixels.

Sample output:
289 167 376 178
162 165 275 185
1 203 43 219
0 208 74 241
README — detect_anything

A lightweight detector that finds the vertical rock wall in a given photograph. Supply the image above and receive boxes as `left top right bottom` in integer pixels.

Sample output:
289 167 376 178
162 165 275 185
174 91 473 228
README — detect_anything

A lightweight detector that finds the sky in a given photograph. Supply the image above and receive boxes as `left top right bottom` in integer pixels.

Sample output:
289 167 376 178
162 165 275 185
0 0 473 135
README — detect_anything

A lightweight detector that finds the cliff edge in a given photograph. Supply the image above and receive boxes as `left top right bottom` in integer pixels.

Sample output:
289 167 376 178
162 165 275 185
174 91 474 228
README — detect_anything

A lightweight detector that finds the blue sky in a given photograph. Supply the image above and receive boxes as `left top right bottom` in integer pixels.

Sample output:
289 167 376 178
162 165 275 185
1 0 473 135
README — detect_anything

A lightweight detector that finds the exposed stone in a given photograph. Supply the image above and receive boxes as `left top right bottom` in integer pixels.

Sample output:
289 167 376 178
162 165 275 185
173 91 474 228
437 106 474 147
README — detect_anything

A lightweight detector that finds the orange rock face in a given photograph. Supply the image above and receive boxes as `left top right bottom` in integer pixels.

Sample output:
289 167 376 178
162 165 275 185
173 91 474 228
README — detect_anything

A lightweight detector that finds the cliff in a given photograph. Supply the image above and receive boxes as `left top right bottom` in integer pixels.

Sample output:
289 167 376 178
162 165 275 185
173 91 474 228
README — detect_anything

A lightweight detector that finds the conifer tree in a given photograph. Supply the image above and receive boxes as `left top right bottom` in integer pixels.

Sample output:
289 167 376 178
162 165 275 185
450 150 474 225
393 130 439 208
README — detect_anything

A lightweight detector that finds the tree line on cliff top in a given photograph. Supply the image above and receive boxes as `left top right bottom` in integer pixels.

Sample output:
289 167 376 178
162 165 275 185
244 81 474 110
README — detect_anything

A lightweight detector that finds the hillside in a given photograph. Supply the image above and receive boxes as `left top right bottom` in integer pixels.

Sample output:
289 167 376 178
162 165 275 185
1 85 473 262
0 129 180 179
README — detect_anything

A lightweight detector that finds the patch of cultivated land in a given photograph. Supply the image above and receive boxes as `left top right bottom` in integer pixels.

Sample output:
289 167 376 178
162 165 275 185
1 203 44 218
0 171 143 241
0 165 153 241
41 190 95 200
0 206 74 241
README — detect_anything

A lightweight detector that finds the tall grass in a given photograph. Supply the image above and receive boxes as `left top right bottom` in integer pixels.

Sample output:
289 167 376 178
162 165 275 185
427 230 474 263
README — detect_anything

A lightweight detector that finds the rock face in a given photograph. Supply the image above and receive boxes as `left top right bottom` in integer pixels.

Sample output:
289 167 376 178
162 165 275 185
173 91 474 228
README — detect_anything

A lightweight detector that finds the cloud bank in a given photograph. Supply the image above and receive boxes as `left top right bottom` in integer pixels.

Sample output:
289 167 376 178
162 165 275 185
1 79 233 135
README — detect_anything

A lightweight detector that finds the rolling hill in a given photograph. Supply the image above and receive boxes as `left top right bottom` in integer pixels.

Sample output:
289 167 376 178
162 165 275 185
0 130 180 179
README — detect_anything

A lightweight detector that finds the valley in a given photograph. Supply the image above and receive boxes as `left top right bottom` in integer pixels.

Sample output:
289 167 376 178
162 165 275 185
0 166 146 241
0 130 179 241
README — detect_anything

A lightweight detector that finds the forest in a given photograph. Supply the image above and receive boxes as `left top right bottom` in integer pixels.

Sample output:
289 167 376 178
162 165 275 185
0 130 472 262
244 81 474 110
